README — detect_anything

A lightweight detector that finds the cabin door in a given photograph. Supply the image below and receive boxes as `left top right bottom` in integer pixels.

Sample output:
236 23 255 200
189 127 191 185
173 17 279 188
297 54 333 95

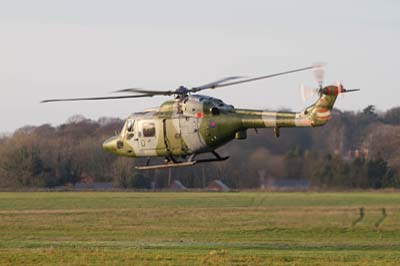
137 120 159 156
163 117 183 155
179 115 203 153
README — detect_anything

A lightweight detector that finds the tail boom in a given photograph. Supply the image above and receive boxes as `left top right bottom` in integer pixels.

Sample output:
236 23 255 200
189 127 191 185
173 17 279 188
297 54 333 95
238 94 338 129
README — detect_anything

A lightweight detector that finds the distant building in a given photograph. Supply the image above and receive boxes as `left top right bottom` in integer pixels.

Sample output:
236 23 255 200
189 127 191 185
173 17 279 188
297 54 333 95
263 179 310 190
207 180 230 192
343 148 369 161
169 180 187 191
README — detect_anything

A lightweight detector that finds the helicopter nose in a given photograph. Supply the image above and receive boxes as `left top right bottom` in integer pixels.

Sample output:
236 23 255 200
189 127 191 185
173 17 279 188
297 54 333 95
102 136 119 153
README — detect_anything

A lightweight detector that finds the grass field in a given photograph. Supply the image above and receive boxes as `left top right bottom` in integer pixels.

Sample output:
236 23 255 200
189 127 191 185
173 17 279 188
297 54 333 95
0 192 400 265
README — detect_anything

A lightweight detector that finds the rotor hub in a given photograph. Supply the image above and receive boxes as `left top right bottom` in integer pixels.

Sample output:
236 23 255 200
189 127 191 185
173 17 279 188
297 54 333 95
176 86 189 95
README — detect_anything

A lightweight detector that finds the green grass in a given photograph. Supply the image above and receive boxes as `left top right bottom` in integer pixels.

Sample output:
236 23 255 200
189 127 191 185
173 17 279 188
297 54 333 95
0 192 399 265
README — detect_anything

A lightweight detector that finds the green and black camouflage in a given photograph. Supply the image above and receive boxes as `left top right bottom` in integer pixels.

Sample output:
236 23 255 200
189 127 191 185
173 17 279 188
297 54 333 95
103 85 339 159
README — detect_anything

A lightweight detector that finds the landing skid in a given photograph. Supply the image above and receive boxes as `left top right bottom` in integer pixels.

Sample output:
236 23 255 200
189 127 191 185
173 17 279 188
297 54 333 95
135 151 229 170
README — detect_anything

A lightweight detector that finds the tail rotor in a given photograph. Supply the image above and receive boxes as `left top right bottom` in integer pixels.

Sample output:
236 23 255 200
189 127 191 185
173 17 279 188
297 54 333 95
336 80 350 99
300 63 359 103
300 62 326 103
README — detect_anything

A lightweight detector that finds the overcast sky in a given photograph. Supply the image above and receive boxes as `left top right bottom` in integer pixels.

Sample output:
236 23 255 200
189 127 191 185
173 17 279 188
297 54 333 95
1 0 399 132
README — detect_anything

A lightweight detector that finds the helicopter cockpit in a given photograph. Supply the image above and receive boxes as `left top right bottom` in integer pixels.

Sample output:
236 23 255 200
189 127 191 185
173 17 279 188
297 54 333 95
122 116 157 140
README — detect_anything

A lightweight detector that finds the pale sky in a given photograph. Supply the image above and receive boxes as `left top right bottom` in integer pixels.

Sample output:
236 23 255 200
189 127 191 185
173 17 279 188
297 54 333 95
1 0 399 132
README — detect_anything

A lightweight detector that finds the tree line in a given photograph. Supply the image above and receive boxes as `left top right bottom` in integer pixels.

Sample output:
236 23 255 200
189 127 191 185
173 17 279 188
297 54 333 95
0 106 400 189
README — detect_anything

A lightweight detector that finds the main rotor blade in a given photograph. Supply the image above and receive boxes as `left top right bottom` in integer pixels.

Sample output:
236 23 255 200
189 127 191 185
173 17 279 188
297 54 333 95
191 76 245 92
40 94 154 103
197 66 317 90
113 88 174 96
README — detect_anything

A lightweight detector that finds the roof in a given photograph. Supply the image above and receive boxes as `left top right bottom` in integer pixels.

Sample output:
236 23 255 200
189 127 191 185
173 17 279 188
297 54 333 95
207 180 230 191
169 180 186 190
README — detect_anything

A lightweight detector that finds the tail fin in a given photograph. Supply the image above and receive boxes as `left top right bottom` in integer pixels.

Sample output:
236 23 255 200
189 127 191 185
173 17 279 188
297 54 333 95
304 94 337 127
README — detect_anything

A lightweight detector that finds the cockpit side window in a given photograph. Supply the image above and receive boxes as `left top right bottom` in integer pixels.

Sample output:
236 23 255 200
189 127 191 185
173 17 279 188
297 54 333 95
126 120 135 140
127 120 134 132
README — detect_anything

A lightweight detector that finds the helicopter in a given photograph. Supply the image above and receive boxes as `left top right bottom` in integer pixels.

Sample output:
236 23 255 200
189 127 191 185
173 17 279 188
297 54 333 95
42 64 359 170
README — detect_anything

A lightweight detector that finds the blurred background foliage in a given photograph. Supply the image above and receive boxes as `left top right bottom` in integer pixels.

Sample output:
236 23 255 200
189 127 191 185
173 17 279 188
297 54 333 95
1 106 400 189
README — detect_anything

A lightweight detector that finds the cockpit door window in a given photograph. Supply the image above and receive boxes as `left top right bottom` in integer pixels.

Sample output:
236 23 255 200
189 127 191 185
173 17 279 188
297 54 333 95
142 122 156 137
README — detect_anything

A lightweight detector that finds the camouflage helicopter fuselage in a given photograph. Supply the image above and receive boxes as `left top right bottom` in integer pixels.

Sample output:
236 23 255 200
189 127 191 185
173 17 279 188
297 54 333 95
102 86 338 160
40 64 356 169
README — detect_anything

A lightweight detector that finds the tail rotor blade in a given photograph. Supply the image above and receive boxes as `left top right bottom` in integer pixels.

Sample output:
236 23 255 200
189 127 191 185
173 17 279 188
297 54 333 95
345 89 361 93
300 83 317 103
300 83 306 103
313 62 325 88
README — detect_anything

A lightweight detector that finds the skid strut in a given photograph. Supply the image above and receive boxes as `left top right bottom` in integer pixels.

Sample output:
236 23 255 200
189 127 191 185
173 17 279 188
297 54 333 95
135 151 229 170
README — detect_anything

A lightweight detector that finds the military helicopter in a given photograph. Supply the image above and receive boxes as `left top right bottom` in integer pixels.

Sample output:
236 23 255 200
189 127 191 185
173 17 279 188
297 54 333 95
42 64 359 170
